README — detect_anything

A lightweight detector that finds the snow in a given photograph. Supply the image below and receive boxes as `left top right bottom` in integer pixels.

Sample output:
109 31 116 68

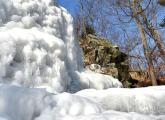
74 70 122 90
0 0 164 120
0 0 121 93
0 85 165 120
0 85 46 120
76 86 165 115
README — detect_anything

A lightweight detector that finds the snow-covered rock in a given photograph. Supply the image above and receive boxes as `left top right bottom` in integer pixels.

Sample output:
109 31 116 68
0 0 122 93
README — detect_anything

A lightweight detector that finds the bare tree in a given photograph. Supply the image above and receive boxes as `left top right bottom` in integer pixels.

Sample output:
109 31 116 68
75 0 165 85
131 0 157 85
137 1 165 63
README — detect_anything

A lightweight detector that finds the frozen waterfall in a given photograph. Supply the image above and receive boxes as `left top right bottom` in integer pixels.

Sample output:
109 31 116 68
0 0 121 93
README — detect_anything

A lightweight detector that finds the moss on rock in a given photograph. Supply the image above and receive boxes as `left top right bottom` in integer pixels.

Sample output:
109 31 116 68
80 34 131 87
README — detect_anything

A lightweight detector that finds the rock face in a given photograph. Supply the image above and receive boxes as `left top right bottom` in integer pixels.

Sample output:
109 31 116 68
80 34 130 87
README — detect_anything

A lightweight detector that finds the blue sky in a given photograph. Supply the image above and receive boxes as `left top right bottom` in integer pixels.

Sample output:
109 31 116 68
58 0 79 16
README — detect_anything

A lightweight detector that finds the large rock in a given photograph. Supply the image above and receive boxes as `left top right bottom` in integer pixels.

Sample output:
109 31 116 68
80 34 130 87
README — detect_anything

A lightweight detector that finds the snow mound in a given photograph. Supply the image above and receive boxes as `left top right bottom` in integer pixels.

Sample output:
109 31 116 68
0 85 47 120
0 0 122 93
72 70 122 91
0 85 165 120
76 86 165 115
61 111 165 120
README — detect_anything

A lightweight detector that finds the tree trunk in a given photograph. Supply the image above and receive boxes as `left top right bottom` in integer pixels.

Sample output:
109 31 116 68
132 0 157 85
138 5 165 63
80 0 87 37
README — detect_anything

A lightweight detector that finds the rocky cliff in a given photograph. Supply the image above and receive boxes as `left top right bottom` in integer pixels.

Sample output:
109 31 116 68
79 34 131 87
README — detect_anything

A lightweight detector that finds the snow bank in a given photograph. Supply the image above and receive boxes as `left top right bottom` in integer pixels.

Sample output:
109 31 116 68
71 70 122 92
0 0 122 93
76 86 165 115
0 85 165 120
0 85 47 120
59 111 165 120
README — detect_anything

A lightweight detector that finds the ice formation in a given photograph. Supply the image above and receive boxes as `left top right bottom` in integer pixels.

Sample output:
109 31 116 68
76 86 165 115
0 85 165 120
0 0 165 120
0 0 121 93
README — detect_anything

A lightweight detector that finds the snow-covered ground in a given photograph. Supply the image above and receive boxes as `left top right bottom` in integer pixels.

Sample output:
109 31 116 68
0 0 164 120
0 85 165 120
76 87 165 115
